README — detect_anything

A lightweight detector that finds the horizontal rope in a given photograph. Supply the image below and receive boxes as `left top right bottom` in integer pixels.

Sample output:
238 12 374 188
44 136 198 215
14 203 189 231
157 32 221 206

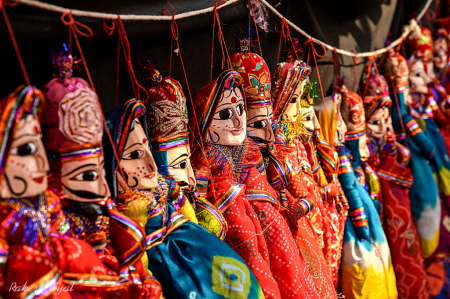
12 0 433 57
17 0 240 20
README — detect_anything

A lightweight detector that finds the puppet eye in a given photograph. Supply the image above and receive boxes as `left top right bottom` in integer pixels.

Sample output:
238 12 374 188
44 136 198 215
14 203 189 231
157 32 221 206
217 108 234 120
249 120 267 128
122 150 145 160
236 104 244 116
71 170 99 181
10 142 38 156
171 158 190 169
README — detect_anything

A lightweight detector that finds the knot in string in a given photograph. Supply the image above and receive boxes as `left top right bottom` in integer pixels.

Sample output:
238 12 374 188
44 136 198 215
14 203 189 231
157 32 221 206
101 18 116 36
162 2 179 41
61 11 94 37
275 18 290 39
0 0 20 10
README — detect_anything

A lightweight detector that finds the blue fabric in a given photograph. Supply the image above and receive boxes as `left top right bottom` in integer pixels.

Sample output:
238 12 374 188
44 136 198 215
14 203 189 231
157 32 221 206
103 99 265 299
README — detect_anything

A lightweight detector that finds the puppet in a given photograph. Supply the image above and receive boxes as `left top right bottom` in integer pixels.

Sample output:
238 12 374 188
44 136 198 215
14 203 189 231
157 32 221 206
142 60 227 239
362 70 428 298
229 35 337 298
103 98 265 299
41 49 159 298
336 82 397 299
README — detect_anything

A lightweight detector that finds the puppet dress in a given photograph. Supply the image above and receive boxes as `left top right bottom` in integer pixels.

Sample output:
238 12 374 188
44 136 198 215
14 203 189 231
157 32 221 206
337 147 397 299
368 132 428 298
116 174 265 299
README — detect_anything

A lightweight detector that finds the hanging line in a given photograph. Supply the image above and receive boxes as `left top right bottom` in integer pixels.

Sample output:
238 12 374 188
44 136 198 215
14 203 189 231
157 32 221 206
162 1 217 201
350 50 362 97
101 16 148 103
210 0 231 81
61 11 129 192
1 0 30 85
248 0 263 57
101 19 121 106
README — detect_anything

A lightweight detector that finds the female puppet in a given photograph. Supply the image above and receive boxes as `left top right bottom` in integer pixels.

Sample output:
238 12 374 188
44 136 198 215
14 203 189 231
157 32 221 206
103 98 265 299
270 60 338 297
41 49 160 298
336 82 397 299
382 49 440 260
142 60 227 239
229 35 336 299
0 85 140 299
297 82 348 287
362 70 428 298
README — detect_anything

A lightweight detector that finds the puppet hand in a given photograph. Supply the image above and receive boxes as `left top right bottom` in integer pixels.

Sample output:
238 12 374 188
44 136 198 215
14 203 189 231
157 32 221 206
141 277 163 299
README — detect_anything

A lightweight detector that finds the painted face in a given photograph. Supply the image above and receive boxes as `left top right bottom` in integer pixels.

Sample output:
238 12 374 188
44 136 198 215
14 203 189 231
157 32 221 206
434 38 448 71
283 81 306 123
247 106 274 142
367 106 391 139
166 144 195 188
299 104 318 133
0 115 50 198
409 59 431 94
334 112 347 145
359 134 370 162
384 55 409 88
206 87 246 145
118 119 158 191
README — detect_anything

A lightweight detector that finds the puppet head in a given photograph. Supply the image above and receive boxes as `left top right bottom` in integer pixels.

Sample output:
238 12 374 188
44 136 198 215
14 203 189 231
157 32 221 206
230 31 274 142
42 48 110 204
362 70 392 139
407 25 435 83
0 86 48 198
190 70 246 146
382 50 410 94
299 81 320 134
103 99 158 197
337 82 369 167
408 53 431 94
271 60 311 124
433 28 449 71
142 60 195 188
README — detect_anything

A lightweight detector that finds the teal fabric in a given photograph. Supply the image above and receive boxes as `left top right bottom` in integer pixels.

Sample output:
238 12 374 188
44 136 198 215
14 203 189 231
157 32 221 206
103 99 265 299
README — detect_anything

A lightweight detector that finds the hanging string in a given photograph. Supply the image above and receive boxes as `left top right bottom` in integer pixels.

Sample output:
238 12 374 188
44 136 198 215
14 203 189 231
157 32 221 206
1 0 30 85
350 51 361 96
61 11 129 192
248 0 263 57
304 38 331 138
102 19 120 106
162 1 217 200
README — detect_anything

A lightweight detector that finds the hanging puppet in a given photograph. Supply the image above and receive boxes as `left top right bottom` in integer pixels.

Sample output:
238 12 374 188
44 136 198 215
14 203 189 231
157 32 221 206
141 60 228 239
269 60 338 296
405 30 450 262
335 82 398 299
229 30 337 299
362 68 428 298
40 48 161 298
103 98 265 299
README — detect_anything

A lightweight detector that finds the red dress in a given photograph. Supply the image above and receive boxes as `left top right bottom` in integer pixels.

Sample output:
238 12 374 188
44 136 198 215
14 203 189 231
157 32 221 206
368 132 428 299
192 139 323 299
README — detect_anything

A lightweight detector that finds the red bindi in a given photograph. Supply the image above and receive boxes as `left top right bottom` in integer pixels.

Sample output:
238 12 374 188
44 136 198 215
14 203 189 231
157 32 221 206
143 138 147 144
231 97 237 103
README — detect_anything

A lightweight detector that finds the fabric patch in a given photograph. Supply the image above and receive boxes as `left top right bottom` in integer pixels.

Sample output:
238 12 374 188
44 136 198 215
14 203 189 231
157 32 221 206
212 255 251 298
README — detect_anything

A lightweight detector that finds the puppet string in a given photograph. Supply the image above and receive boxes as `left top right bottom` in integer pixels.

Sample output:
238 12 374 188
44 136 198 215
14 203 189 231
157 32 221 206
1 2 30 85
62 11 129 192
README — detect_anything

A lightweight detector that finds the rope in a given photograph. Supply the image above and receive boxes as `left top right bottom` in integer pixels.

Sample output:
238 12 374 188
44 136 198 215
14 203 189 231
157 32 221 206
14 0 433 58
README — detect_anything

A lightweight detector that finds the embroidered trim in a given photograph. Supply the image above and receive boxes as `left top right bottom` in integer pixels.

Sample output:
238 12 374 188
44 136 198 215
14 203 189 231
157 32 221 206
349 207 368 227
217 184 245 213
338 155 352 174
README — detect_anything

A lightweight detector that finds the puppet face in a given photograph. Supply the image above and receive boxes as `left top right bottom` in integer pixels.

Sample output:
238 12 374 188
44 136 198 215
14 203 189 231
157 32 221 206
166 144 195 188
434 38 448 71
283 81 306 123
118 119 158 191
299 104 318 133
206 87 246 145
335 112 347 145
359 134 370 162
247 105 274 142
385 55 409 88
61 155 110 203
367 106 391 139
409 59 430 94
0 115 50 198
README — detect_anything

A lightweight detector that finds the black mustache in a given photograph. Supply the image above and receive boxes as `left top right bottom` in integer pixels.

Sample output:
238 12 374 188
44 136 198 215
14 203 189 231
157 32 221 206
177 181 190 187
63 185 106 200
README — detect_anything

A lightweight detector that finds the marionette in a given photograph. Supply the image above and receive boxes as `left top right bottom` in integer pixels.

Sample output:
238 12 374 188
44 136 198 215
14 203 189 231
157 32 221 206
405 31 450 261
229 32 336 298
141 60 227 239
103 98 265 299
270 60 338 297
362 69 428 298
40 48 162 298
297 82 348 287
0 85 138 299
335 82 398 299
382 49 441 260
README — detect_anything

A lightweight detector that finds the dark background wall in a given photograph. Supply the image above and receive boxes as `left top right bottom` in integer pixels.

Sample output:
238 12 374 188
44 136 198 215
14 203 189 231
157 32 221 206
0 0 431 113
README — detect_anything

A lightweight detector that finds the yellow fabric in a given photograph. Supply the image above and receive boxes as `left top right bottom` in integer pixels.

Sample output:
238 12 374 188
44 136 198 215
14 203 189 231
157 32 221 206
141 254 153 276
317 99 337 146
177 200 199 224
